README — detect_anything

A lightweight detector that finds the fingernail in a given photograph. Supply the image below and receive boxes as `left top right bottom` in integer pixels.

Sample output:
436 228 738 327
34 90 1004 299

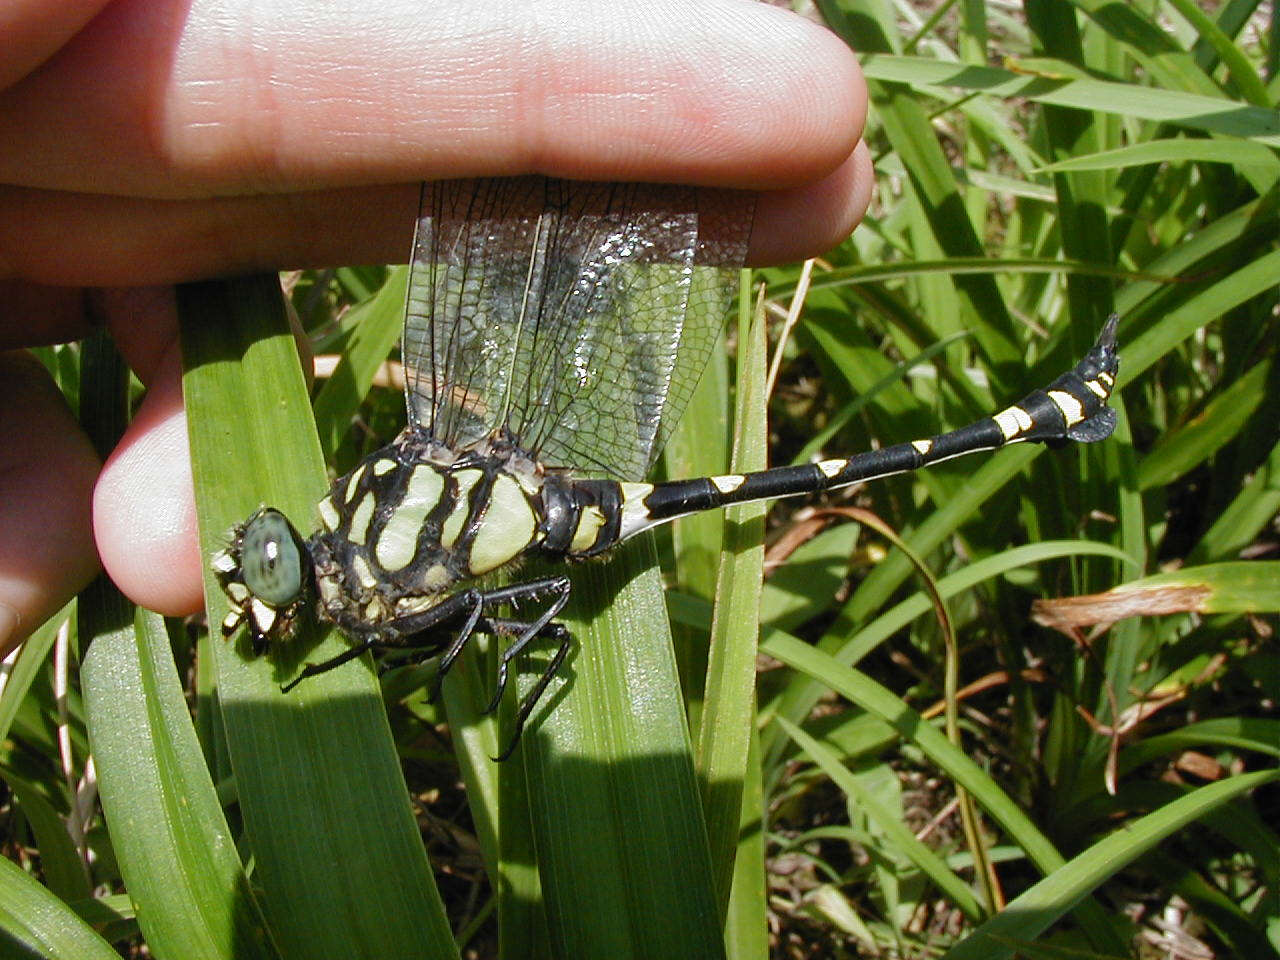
0 602 21 651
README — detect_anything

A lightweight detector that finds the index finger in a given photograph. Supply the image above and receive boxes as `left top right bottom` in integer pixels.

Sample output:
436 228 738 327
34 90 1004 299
1 0 865 198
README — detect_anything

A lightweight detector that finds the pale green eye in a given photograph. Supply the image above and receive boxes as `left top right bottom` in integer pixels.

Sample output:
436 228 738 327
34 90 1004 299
241 510 303 606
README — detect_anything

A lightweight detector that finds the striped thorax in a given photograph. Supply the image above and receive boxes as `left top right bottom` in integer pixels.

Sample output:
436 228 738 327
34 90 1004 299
306 431 551 634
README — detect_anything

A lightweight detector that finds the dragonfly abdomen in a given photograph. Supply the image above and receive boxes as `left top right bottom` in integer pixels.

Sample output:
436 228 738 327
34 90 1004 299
605 317 1119 541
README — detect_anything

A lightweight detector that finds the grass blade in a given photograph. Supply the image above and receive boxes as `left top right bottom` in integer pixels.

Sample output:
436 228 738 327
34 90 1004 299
943 770 1280 960
311 266 408 457
82 604 278 959
0 856 119 960
697 281 768 917
514 543 725 959
180 276 456 959
860 54 1280 145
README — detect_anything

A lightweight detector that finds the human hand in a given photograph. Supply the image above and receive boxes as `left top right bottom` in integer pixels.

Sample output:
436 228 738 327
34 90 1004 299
0 0 871 653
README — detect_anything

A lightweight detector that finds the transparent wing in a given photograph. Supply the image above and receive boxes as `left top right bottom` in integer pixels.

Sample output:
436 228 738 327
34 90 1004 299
402 177 753 479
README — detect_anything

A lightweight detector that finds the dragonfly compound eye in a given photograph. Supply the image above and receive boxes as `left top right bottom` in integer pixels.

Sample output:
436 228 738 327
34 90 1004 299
240 509 304 606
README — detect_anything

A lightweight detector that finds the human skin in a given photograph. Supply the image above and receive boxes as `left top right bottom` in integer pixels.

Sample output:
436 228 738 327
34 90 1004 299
0 0 871 653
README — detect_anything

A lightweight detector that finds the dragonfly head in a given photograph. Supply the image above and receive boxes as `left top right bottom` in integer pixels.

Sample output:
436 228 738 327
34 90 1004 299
211 507 312 650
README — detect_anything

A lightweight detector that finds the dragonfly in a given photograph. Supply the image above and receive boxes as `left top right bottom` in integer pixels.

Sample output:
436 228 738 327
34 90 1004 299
212 177 1119 758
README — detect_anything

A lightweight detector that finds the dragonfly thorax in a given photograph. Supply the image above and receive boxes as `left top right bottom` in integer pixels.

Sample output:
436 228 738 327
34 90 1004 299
306 426 555 632
212 425 638 652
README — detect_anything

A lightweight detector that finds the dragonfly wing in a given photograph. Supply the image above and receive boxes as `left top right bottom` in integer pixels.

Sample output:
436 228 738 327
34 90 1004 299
403 177 754 477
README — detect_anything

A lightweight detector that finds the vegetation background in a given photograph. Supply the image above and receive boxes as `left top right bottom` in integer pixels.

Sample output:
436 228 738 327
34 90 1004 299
2 0 1277 958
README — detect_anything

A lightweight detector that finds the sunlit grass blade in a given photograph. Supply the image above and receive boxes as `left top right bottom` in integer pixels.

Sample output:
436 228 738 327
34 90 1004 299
758 522 862 632
81 603 278 959
180 276 456 959
1039 138 1280 174
723 728 767 960
943 770 1280 960
697 280 768 917
859 54 1280 145
512 542 725 958
311 266 408 457
789 331 970 467
0 855 119 960
663 319 730 725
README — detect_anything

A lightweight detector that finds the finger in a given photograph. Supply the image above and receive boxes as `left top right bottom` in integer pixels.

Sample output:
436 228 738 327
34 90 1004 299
0 0 110 89
0 0 864 197
3 162 868 286
0 351 100 656
93 341 205 618
0 282 88 348
750 141 873 266
96 285 181 382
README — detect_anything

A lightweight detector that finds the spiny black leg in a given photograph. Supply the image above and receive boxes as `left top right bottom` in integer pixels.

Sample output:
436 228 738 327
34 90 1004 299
478 617 570 638
427 590 485 704
375 588 485 637
281 640 376 692
475 576 573 608
282 589 481 693
396 575 573 759
370 577 574 752
284 577 576 758
494 628 572 762
485 576 572 714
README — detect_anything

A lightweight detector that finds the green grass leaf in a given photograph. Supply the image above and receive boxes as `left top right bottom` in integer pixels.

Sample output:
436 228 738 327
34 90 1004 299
82 606 278 959
860 54 1280 145
179 276 456 959
944 770 1280 960
0 856 120 960
507 543 726 958
696 278 769 918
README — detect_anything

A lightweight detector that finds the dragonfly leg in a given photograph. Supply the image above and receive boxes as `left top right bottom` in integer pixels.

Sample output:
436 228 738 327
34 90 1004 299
425 612 572 761
290 577 574 757
494 616 572 762
397 576 573 759
280 641 373 692
384 576 572 707
473 576 572 761
481 576 572 714
281 588 482 693
426 593 485 703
